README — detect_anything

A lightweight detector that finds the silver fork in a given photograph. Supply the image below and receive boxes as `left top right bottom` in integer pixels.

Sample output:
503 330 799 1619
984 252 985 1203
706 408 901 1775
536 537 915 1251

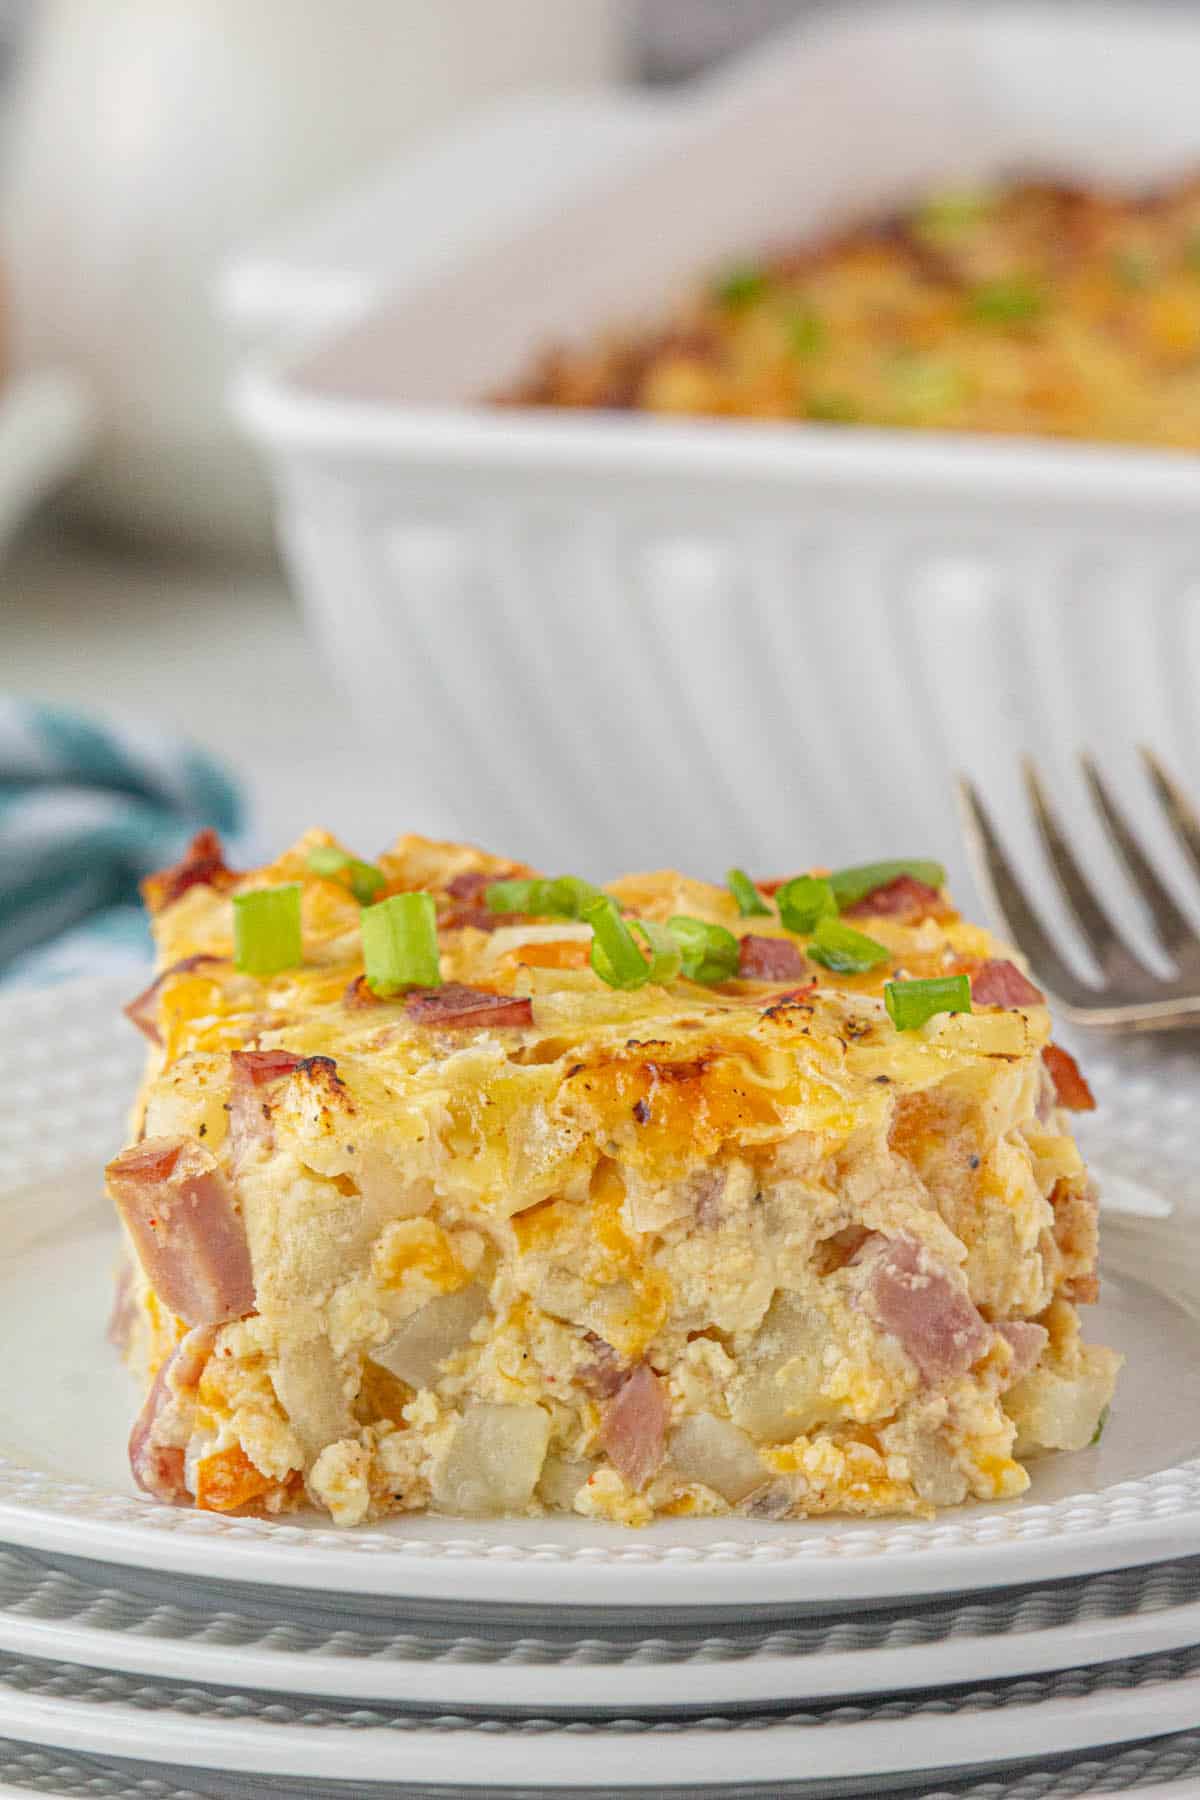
957 747 1200 1031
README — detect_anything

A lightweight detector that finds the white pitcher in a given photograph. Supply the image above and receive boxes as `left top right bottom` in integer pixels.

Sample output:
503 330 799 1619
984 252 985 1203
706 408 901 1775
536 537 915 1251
0 0 625 555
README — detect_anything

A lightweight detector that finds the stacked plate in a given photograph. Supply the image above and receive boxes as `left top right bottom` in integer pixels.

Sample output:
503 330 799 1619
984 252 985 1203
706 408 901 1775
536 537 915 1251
3 978 1200 1798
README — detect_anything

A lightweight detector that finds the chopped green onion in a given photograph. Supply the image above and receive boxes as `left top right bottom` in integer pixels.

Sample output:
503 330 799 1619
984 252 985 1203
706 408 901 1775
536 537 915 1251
668 916 740 985
486 875 601 919
787 306 826 357
916 187 993 237
885 974 972 1031
807 919 889 974
828 860 946 909
775 875 837 934
486 877 553 915
308 846 348 877
1113 248 1154 290
888 351 966 417
349 862 386 905
584 897 681 990
713 264 768 310
361 892 441 995
548 874 603 917
635 918 684 985
233 884 303 976
968 276 1045 324
727 867 770 918
584 896 653 989
306 845 384 906
806 392 860 423
1090 1404 1110 1446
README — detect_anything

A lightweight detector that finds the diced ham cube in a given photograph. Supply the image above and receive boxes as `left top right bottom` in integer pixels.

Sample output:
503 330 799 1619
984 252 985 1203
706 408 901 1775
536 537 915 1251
232 1048 304 1084
107 1259 137 1352
107 1136 255 1326
128 1325 216 1503
578 1332 629 1398
997 1319 1049 1386
142 829 235 914
1043 1043 1096 1111
843 875 945 920
970 959 1045 1008
439 905 513 933
440 869 526 932
444 871 493 903
858 1233 991 1384
227 1048 303 1165
737 935 807 981
599 1363 667 1490
443 867 525 902
404 983 533 1029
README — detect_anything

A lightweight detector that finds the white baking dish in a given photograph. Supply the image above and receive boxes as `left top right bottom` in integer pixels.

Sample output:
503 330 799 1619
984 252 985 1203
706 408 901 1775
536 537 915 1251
234 4 1200 918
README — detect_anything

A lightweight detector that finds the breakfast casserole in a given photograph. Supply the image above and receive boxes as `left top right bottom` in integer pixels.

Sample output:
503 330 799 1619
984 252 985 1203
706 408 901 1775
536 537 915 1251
107 829 1119 1526
503 174 1200 448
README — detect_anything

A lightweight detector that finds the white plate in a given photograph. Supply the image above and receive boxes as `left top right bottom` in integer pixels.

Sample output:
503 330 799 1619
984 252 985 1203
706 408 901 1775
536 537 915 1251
2 1545 1198 1713
3 976 1200 1611
4 1739 1200 1800
2 1647 1200 1791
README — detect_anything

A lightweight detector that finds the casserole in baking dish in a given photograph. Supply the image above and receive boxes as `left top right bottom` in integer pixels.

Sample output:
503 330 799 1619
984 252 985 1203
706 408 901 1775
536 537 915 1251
505 174 1200 450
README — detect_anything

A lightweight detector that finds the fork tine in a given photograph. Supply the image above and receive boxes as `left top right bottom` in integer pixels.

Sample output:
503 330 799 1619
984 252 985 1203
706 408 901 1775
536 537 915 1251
955 776 1096 1007
1079 753 1199 964
1141 746 1200 889
1021 757 1155 985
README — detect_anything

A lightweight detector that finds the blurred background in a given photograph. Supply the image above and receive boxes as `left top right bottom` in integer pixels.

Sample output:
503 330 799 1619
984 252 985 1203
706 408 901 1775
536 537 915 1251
4 0 1200 982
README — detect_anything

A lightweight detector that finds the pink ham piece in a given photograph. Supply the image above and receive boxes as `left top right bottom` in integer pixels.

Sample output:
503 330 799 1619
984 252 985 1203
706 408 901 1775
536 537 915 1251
858 1234 991 1384
970 959 1045 1008
404 983 533 1029
439 905 514 933
843 875 945 920
128 1324 215 1503
578 1332 628 1399
737 935 807 981
107 1136 255 1326
997 1319 1049 1387
227 1048 303 1166
598 1363 667 1490
107 1259 137 1352
1043 1043 1096 1112
440 869 522 932
142 828 235 914
123 955 226 1045
444 871 492 902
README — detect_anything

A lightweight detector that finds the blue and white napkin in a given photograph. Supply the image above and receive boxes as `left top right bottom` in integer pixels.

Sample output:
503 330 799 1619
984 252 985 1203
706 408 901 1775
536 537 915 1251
0 700 241 985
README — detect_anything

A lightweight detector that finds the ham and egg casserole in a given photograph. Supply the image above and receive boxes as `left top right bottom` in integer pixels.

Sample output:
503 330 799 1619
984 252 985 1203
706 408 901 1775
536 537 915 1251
505 175 1200 448
107 830 1118 1526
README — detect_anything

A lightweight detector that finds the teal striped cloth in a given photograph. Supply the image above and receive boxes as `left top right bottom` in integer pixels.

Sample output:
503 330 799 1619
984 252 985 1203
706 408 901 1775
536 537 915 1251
0 700 241 985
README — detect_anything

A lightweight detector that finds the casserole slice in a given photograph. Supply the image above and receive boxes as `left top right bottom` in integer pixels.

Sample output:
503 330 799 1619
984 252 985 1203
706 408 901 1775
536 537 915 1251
108 830 1118 1524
